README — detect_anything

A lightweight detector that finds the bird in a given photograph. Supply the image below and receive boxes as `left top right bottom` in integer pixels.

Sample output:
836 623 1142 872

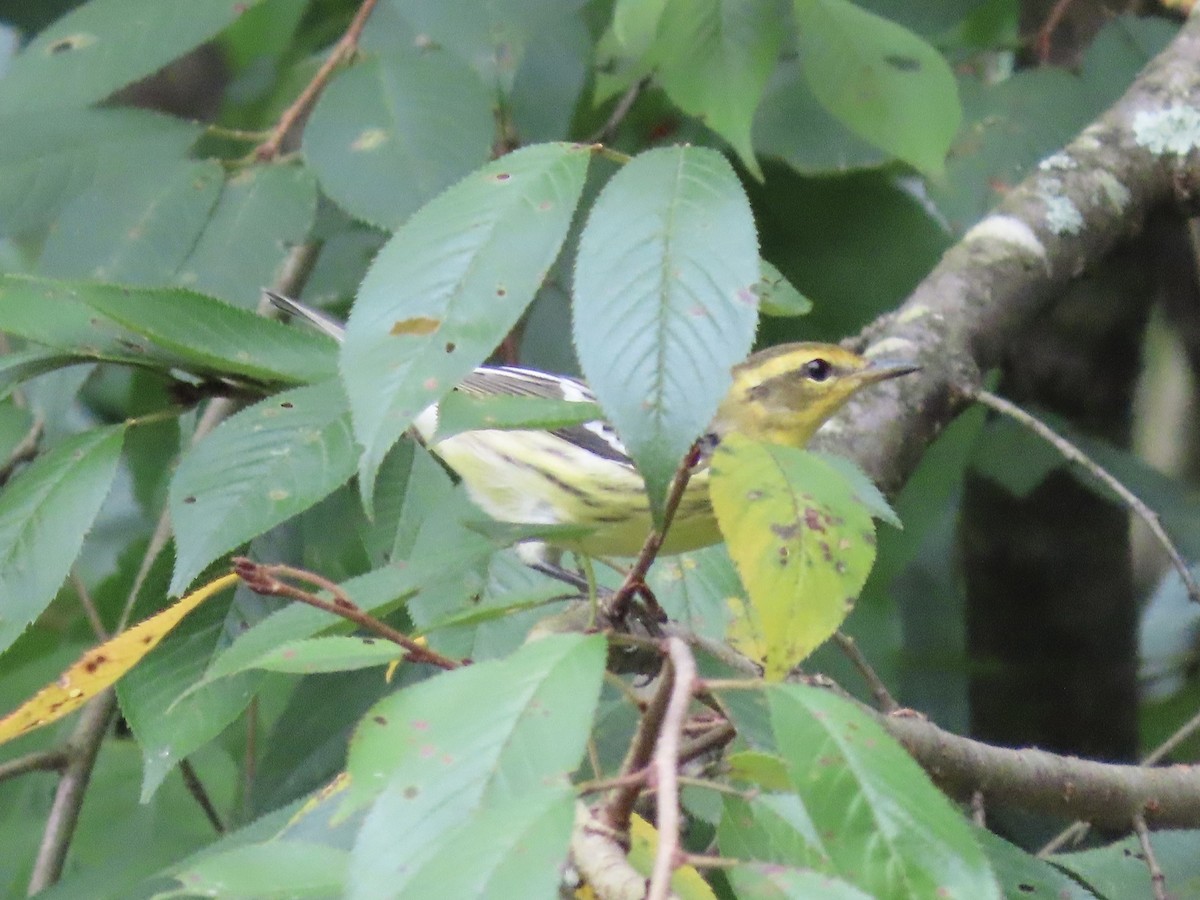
266 291 918 558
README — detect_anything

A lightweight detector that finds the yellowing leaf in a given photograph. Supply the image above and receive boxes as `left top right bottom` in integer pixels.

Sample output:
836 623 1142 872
709 435 878 680
0 572 238 746
626 813 717 900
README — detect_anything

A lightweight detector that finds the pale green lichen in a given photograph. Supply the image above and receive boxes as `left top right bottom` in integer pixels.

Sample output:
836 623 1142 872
963 215 1047 260
1042 193 1084 236
1039 152 1075 172
1093 170 1131 213
1133 105 1200 155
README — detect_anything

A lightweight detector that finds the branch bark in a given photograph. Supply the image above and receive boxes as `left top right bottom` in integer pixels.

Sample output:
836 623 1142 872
814 12 1200 491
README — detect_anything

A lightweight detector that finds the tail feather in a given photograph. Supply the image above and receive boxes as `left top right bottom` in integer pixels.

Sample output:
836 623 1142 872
264 290 346 342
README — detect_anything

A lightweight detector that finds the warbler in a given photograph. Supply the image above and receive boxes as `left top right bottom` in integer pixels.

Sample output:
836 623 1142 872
267 292 917 557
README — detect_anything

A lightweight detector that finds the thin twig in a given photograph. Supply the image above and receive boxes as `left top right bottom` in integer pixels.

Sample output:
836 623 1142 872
587 77 648 144
577 771 650 796
647 638 697 900
70 569 108 641
0 414 42 487
1143 707 1200 766
974 388 1200 604
27 691 116 894
179 758 225 834
1133 812 1168 900
254 0 382 160
0 749 69 783
677 722 736 766
971 791 987 828
232 559 462 670
1035 0 1075 63
609 444 701 621
679 853 742 870
602 647 672 833
1039 822 1089 856
833 631 898 712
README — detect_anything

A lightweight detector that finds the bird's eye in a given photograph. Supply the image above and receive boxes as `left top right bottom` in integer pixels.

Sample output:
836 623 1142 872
804 358 832 382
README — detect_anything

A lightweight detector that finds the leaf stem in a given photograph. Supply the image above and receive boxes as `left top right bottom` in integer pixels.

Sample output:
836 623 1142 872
253 0 382 161
232 558 462 670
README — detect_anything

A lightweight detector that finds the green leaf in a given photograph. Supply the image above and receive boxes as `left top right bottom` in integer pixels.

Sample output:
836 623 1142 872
753 57 889 176
1053 831 1200 899
0 275 338 386
730 863 874 900
767 684 1000 899
0 108 201 236
816 452 901 528
340 142 590 506
652 0 784 179
509 15 591 144
304 51 495 230
169 381 356 594
647 545 737 642
791 0 960 177
0 425 125 653
351 786 574 899
726 750 792 791
175 165 319 308
0 0 268 115
756 260 813 318
386 0 586 93
344 632 604 804
574 146 759 519
611 0 668 56
39 160 223 283
344 634 603 894
709 436 878 679
434 391 603 440
0 348 86 398
976 829 1097 900
463 520 598 548
170 841 349 899
242 636 404 674
718 793 829 870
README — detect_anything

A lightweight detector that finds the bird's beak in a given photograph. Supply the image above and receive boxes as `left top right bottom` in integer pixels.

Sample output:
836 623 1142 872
861 358 921 382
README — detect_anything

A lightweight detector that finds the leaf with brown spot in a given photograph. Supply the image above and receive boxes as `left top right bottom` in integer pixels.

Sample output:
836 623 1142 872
710 435 884 680
390 316 441 336
0 573 238 746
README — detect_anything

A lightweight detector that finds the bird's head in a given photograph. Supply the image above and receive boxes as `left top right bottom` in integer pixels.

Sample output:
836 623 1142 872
712 343 919 447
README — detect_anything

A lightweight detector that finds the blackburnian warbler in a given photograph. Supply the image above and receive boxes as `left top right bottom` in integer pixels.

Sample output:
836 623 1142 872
267 292 917 557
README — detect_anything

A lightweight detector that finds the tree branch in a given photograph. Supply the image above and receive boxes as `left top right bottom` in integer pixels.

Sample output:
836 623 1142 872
883 711 1200 830
814 13 1200 493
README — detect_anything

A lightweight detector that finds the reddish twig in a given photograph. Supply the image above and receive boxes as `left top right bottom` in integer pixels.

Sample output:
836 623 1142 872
232 558 462 670
254 0 382 161
1035 0 1075 63
609 444 701 622
647 638 697 900
602 645 672 834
